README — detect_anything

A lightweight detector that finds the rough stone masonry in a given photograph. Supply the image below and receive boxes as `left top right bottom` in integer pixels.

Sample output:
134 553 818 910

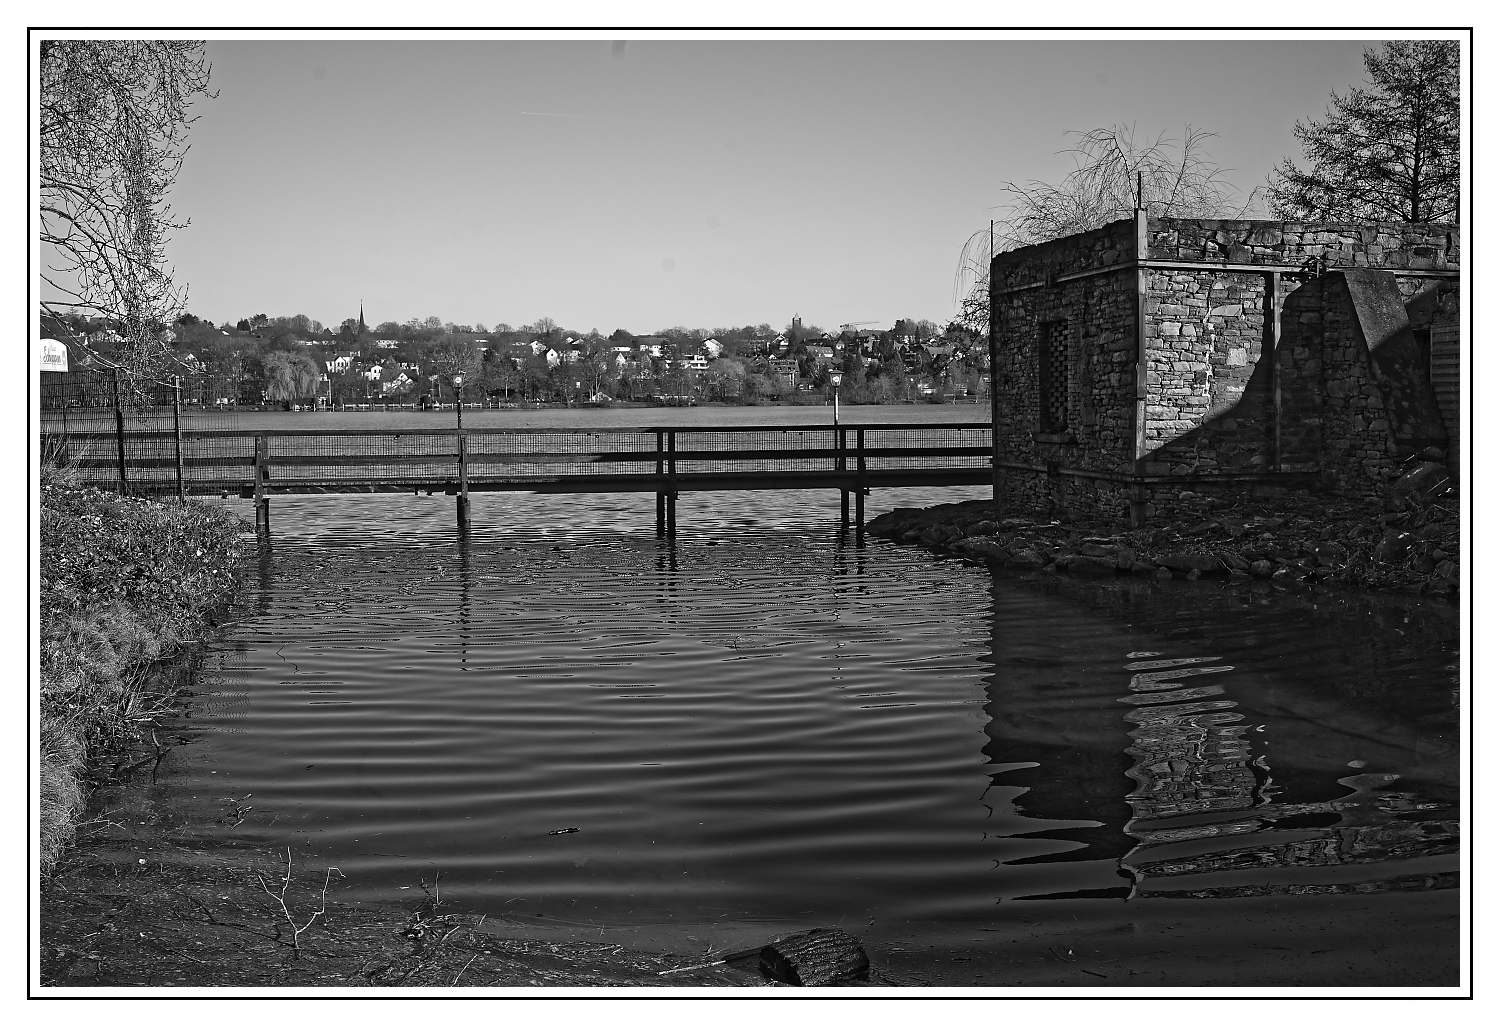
988 214 1460 526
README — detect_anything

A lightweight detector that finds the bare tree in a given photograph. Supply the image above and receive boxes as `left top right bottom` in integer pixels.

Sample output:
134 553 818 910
429 337 481 382
953 125 1256 333
40 40 214 377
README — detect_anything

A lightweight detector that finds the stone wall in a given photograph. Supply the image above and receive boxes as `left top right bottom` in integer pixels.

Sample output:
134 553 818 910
990 221 1139 475
1142 269 1274 474
988 216 1459 525
1146 219 1459 272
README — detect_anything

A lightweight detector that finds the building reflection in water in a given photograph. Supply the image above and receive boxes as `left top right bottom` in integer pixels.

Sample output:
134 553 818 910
981 576 1459 901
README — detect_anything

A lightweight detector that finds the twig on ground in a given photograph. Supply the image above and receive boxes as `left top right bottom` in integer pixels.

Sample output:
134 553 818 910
452 955 479 986
254 847 341 959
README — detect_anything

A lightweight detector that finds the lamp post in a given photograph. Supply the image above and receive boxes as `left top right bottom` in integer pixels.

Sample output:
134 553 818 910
429 374 439 411
831 371 843 427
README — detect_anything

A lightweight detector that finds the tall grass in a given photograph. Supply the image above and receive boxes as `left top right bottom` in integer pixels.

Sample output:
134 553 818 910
39 472 244 875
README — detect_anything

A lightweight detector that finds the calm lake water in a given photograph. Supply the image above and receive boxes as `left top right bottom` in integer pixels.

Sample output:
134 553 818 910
103 405 1459 951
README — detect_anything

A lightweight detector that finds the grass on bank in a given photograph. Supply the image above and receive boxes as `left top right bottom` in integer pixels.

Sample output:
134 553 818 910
38 468 245 876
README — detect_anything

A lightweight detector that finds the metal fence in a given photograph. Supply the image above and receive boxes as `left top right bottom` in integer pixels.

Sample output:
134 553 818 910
40 370 240 497
36 421 994 498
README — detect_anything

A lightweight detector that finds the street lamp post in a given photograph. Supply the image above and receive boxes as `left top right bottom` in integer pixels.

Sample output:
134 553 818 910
831 370 846 526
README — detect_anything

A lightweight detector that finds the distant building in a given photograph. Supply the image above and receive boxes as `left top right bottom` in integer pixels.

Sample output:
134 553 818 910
767 357 798 383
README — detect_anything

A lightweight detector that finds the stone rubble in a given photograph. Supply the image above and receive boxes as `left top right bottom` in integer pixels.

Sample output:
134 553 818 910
866 466 1459 598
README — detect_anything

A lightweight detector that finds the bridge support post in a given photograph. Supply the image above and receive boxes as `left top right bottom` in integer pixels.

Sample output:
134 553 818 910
656 492 666 535
666 430 677 534
253 434 270 530
840 489 849 527
456 433 470 529
855 428 866 531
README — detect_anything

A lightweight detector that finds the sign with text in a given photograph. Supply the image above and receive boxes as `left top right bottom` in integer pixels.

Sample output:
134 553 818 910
39 339 69 372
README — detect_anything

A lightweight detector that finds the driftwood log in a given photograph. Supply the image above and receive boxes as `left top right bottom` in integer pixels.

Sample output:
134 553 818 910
757 928 869 986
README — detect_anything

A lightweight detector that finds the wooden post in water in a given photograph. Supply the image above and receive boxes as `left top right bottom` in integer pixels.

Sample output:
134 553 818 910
855 428 866 528
253 434 270 530
111 370 128 494
456 433 470 528
666 429 677 534
655 430 666 535
837 427 848 528
172 375 185 502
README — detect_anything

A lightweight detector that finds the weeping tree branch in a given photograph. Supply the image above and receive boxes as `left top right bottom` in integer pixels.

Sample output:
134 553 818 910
39 39 214 380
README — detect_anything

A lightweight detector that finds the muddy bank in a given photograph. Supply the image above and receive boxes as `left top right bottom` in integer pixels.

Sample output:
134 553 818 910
40 830 1457 990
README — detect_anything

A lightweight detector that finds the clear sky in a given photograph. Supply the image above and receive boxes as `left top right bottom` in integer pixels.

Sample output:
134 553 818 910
164 35 1379 336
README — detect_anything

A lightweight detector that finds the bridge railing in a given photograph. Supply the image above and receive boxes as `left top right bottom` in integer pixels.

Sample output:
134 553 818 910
39 423 994 496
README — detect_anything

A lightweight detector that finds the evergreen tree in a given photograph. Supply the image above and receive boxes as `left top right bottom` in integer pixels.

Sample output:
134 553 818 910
1268 40 1459 223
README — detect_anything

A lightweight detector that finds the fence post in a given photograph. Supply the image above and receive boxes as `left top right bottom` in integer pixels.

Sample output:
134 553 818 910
172 375 186 502
111 370 128 493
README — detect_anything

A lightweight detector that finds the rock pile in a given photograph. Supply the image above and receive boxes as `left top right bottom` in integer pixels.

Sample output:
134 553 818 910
867 471 1459 598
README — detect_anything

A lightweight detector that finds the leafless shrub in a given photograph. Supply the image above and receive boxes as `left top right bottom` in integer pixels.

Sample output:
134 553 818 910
954 124 1263 327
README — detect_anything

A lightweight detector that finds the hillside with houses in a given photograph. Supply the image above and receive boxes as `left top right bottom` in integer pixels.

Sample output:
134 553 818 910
41 311 990 409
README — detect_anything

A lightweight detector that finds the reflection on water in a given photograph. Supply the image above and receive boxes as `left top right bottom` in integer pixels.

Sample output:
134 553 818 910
983 570 1458 904
108 487 1458 940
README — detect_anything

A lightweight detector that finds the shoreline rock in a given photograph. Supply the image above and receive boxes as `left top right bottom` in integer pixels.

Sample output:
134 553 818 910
866 483 1460 599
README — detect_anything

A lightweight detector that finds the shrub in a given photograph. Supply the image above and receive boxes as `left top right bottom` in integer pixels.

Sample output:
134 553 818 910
39 483 244 874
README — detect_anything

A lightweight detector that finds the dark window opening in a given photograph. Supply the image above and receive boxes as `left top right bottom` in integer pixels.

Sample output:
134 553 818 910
1413 328 1432 374
1038 320 1070 433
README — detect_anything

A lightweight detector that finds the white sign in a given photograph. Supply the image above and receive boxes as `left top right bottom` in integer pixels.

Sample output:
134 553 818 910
39 339 69 372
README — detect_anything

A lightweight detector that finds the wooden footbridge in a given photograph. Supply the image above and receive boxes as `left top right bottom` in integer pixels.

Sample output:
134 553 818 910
41 422 994 531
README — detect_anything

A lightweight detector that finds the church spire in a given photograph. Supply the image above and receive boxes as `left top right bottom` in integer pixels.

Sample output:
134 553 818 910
358 300 366 336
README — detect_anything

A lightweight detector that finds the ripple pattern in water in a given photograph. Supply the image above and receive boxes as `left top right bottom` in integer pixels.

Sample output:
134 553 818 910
153 489 1458 933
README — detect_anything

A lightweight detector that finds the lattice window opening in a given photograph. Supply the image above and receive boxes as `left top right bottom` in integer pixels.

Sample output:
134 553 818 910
1038 321 1071 433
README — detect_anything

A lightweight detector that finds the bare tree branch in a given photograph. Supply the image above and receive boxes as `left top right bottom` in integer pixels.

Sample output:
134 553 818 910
39 40 214 379
952 124 1257 335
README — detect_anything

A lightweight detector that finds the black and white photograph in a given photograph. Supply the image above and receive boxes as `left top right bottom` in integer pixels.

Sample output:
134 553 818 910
28 19 1472 1002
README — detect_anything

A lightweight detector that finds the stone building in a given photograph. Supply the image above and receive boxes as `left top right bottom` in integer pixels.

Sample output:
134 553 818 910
987 213 1460 524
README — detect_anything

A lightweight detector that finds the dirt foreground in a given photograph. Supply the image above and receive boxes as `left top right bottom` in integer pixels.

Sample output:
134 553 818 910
39 832 1459 993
